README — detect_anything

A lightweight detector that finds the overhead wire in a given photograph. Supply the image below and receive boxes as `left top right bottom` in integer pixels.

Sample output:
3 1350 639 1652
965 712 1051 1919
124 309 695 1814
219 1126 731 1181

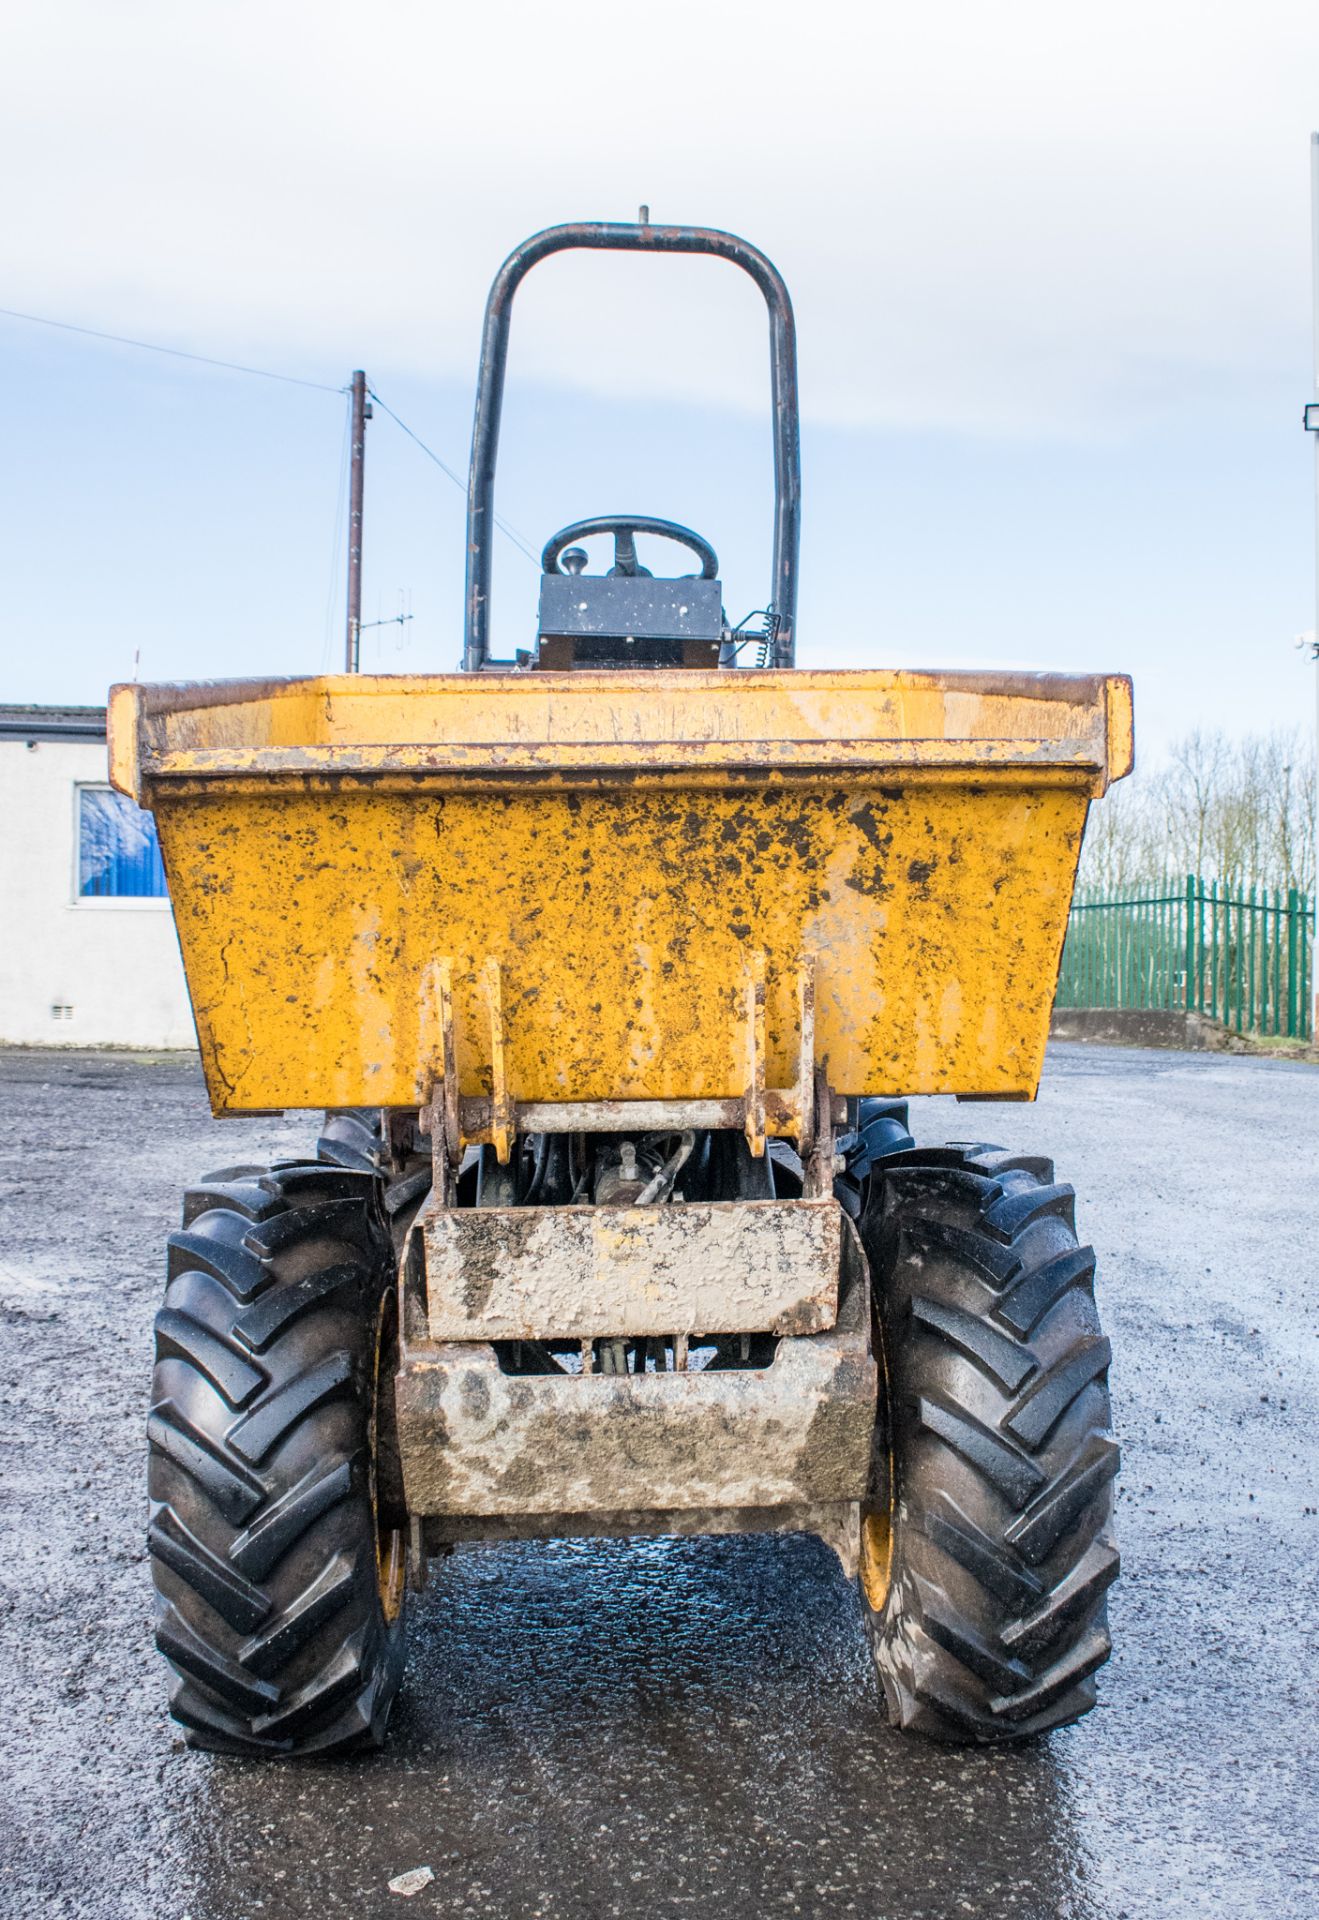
0 303 344 392
0 303 543 567
367 387 540 565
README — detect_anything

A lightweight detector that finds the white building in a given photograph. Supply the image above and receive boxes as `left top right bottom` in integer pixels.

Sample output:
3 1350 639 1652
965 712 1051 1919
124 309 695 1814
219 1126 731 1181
0 705 196 1048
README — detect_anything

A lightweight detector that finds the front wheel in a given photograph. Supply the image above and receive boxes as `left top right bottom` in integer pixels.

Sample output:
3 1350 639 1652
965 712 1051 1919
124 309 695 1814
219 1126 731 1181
146 1162 407 1756
858 1145 1119 1741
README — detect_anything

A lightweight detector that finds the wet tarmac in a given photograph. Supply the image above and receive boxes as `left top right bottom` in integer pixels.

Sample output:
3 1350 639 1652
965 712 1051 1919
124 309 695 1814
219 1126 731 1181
0 1042 1315 1920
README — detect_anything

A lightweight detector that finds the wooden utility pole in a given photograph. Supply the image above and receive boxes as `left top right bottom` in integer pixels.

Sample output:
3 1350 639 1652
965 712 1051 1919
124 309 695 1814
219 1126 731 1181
346 370 370 672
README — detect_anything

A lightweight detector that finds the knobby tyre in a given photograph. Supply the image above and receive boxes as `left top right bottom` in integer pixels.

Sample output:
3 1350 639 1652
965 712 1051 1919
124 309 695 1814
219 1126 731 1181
858 1145 1119 1741
147 1162 407 1756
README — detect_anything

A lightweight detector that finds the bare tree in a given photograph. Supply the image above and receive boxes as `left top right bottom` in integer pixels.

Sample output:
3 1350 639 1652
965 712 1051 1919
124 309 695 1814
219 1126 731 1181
1078 728 1316 897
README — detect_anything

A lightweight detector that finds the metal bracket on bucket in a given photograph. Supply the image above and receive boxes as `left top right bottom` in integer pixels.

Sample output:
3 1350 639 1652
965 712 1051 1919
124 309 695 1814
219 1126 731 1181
419 951 841 1168
483 958 514 1166
743 950 832 1187
418 960 461 1200
743 950 768 1158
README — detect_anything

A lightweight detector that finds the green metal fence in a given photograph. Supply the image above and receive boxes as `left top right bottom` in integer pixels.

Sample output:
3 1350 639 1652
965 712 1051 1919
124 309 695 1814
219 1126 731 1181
1056 876 1313 1040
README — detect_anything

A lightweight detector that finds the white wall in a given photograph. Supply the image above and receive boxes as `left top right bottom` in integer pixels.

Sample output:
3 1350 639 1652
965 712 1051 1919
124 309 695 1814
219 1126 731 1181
0 737 197 1048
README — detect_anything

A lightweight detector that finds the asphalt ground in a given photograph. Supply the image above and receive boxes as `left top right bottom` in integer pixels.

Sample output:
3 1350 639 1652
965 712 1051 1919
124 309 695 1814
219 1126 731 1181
0 1043 1315 1920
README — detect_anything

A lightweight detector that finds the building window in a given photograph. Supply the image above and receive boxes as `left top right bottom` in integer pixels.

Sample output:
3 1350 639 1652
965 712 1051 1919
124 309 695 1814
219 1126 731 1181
77 786 168 899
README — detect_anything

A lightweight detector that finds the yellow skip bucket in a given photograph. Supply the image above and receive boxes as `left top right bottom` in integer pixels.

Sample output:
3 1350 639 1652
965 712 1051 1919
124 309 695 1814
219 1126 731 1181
109 667 1132 1119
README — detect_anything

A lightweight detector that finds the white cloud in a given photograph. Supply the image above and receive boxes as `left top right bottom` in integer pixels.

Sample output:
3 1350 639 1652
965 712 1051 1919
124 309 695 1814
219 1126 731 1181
2 0 1317 437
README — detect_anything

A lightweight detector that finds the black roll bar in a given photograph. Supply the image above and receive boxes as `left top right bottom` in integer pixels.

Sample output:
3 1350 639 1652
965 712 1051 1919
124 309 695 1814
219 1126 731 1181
463 220 801 672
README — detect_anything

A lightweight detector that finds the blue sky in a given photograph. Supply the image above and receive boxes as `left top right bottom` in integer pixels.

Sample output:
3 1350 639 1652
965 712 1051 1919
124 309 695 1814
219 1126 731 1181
3 1 1318 762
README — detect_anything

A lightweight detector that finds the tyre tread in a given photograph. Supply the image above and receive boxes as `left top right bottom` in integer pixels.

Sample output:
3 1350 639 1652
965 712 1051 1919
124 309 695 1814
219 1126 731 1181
861 1141 1118 1743
147 1156 405 1758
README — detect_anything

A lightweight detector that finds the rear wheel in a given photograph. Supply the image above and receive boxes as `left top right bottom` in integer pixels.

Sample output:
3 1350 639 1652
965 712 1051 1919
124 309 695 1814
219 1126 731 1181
147 1162 407 1756
858 1144 1119 1741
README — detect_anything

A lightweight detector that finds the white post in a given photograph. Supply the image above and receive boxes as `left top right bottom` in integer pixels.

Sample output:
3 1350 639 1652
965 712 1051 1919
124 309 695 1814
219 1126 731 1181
1313 633 1319 1037
1310 135 1319 1035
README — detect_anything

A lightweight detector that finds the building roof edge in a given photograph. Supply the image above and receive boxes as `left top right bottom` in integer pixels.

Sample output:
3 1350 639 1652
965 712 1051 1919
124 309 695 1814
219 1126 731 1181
0 704 108 742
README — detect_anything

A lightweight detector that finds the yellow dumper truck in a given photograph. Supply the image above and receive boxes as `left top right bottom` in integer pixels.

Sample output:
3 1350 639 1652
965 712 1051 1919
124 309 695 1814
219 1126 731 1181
111 221 1130 1757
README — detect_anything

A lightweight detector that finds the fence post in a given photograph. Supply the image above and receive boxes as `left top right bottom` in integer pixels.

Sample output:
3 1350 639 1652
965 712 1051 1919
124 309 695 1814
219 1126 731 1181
1249 885 1258 1035
1287 889 1300 1037
1226 890 1234 1030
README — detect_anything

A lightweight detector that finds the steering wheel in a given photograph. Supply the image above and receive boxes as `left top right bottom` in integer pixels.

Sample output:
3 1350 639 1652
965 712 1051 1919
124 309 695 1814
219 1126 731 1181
541 515 719 580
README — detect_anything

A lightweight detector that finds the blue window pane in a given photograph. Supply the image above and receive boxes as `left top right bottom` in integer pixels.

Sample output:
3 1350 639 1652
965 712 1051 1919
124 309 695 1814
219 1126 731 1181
79 788 168 898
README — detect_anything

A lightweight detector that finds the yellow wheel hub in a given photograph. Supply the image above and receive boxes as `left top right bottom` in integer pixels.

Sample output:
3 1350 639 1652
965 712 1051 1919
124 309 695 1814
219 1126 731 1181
859 1508 893 1615
371 1292 407 1625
